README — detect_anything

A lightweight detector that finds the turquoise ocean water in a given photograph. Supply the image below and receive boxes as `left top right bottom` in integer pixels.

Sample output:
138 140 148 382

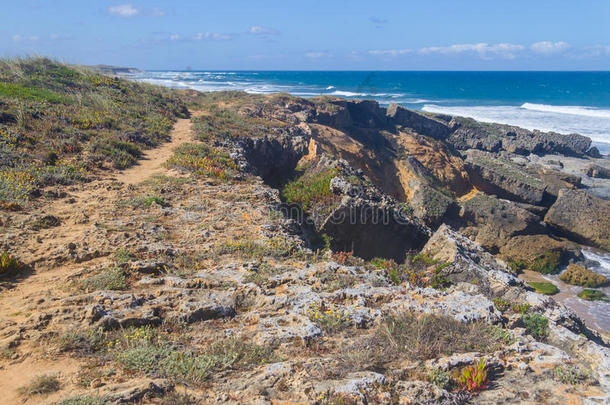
132 70 610 154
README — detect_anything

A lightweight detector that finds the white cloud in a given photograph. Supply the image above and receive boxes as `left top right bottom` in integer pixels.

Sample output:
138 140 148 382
108 4 139 17
368 48 412 56
193 32 234 41
530 41 570 55
169 34 181 41
419 43 525 59
304 52 332 59
585 45 610 57
12 35 39 42
249 26 279 35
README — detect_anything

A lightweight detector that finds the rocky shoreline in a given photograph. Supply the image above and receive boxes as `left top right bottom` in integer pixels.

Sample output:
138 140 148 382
1 62 609 404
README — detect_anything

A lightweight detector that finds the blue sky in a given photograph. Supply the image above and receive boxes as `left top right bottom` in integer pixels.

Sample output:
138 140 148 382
2 0 610 70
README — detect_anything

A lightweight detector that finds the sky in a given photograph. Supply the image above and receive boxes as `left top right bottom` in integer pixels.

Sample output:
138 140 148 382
2 0 610 70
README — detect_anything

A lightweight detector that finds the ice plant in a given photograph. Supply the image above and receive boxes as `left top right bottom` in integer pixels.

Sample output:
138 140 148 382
458 359 489 392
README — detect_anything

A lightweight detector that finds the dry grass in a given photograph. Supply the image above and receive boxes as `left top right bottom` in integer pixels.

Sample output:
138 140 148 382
18 374 60 397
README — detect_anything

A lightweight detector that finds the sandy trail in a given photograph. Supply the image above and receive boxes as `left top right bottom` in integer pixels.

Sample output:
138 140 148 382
0 114 199 403
115 116 194 185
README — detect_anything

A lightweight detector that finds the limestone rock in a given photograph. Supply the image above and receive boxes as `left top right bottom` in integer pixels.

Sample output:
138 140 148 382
544 189 610 250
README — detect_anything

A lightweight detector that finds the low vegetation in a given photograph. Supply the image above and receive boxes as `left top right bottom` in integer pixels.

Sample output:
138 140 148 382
193 108 284 141
522 313 549 340
59 395 108 405
560 264 608 288
166 143 238 180
553 365 594 385
457 359 489 392
340 312 506 371
527 281 559 295
0 57 188 204
577 289 609 301
117 195 169 209
18 374 60 397
306 302 352 334
213 236 301 260
107 327 275 386
78 267 128 291
370 253 450 289
281 168 338 211
0 251 22 278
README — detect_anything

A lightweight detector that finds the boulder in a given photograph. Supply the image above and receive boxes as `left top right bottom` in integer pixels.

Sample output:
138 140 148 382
560 263 608 288
464 150 547 205
311 99 387 128
448 117 592 156
422 224 523 299
407 180 456 228
499 235 571 274
544 189 610 250
458 193 546 253
585 163 610 179
386 104 451 140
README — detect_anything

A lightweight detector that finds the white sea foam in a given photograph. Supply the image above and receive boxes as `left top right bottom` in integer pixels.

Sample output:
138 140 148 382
549 249 610 332
329 90 368 97
521 103 610 119
422 103 610 153
582 250 610 278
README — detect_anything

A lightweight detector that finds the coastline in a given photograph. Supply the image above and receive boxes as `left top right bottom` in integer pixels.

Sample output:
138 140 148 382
2 59 610 403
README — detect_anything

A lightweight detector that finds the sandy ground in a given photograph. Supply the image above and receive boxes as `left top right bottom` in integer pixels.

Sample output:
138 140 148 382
0 115 199 404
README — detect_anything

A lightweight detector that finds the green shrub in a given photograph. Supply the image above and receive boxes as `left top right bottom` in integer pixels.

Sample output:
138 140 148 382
114 249 137 264
0 82 72 104
527 281 559 295
0 162 85 202
493 298 510 313
110 327 275 385
89 138 142 169
0 252 22 278
522 313 548 340
370 253 450 289
530 251 562 275
281 169 338 211
118 195 169 209
78 267 127 291
17 374 60 396
577 289 609 302
430 367 452 390
56 328 106 354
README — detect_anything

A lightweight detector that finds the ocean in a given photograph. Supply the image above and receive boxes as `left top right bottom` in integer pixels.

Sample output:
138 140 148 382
131 70 610 154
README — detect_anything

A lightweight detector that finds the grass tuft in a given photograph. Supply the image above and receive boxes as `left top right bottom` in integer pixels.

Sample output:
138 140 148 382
18 374 60 397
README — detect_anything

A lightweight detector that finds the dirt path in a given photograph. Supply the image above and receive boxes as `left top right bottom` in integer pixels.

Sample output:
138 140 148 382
0 114 200 404
115 115 196 185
